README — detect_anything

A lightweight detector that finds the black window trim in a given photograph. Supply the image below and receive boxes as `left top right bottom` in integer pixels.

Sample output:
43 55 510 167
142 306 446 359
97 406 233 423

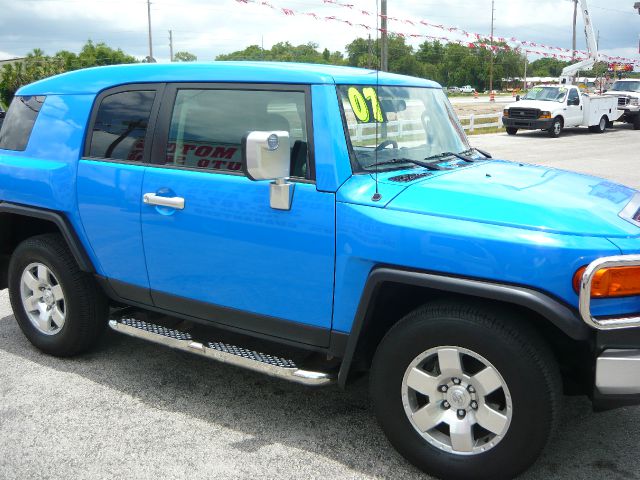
150 82 317 183
82 83 166 165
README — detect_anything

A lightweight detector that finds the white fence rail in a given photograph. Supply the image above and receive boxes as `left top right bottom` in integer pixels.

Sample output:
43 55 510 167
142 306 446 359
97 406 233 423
459 113 504 132
348 113 504 142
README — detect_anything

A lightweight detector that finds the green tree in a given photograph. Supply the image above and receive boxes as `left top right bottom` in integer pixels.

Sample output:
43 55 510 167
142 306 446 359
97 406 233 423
174 51 197 62
216 42 344 65
528 58 571 77
0 41 137 105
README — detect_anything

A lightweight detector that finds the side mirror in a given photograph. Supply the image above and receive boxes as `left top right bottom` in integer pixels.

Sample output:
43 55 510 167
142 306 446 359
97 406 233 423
516 95 521 101
242 130 294 211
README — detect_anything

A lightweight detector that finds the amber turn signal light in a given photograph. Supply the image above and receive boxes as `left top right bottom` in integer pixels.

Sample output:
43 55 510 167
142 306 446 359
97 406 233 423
573 265 640 298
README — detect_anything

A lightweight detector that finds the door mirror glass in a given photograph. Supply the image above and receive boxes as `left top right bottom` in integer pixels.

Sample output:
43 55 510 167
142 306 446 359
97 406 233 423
515 95 520 101
242 131 291 181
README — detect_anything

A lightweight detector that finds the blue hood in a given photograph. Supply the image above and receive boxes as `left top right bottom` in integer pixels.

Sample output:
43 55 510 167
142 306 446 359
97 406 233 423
386 160 640 238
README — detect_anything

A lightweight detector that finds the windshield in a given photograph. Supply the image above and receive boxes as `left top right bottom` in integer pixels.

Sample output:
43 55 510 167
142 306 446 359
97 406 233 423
338 85 470 172
522 86 567 102
611 81 640 93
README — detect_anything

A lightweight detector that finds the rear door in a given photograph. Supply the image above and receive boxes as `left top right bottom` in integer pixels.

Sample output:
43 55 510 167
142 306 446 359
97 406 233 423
139 83 336 346
77 84 164 303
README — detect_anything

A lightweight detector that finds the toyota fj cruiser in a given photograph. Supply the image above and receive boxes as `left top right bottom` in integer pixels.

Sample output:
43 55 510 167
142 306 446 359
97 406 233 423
1 62 640 480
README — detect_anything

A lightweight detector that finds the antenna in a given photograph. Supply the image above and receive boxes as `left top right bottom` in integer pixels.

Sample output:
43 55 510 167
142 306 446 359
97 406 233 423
371 0 382 202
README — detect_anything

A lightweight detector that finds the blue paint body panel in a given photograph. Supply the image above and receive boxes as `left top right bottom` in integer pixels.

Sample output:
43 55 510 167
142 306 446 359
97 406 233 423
18 62 440 97
140 168 336 328
2 61 640 344
77 160 149 289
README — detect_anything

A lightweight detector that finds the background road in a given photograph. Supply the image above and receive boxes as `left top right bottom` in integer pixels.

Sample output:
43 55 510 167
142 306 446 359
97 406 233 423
2 126 640 480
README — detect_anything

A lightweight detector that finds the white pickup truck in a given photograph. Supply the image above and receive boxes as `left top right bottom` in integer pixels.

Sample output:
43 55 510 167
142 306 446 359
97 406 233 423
604 79 640 130
502 84 622 137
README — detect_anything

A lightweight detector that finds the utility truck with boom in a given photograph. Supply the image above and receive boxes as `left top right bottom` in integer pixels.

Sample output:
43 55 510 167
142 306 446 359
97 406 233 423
502 0 622 137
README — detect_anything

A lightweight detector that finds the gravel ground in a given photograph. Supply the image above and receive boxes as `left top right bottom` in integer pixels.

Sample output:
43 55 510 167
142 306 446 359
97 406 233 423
2 127 640 480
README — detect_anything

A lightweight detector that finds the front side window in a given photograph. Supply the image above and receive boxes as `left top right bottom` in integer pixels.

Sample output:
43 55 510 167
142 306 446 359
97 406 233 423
87 90 155 161
0 95 46 151
567 89 580 104
161 89 310 178
338 85 470 172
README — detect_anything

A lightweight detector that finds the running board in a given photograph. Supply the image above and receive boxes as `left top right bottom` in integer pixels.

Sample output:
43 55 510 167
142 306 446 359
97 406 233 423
108 318 334 386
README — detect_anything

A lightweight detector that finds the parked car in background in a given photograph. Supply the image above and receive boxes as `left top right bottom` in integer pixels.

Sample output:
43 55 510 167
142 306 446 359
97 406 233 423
447 86 461 94
460 85 475 94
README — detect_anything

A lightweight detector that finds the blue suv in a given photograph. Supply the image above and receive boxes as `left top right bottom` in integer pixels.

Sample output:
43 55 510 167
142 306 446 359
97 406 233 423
1 62 639 480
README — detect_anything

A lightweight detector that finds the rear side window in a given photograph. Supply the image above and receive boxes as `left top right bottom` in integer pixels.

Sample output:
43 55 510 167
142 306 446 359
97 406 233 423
0 95 46 151
160 89 310 178
87 90 155 161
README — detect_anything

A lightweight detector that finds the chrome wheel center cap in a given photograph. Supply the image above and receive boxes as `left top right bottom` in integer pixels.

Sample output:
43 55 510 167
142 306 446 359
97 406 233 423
42 289 55 307
447 386 470 409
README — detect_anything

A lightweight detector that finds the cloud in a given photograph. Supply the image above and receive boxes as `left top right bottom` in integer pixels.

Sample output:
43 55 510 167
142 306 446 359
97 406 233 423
0 0 637 64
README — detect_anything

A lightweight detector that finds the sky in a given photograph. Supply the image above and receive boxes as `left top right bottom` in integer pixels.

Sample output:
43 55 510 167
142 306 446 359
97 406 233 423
0 0 638 64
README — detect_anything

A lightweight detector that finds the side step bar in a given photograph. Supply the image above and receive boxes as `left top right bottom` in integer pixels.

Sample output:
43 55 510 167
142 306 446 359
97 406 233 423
108 318 334 386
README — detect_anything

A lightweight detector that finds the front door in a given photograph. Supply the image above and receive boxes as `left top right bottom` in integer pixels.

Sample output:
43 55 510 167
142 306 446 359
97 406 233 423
565 87 583 127
140 84 335 346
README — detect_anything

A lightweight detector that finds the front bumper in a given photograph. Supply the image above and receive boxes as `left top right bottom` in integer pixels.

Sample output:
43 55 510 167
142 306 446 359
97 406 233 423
581 255 640 409
502 117 553 130
621 108 640 120
596 349 640 395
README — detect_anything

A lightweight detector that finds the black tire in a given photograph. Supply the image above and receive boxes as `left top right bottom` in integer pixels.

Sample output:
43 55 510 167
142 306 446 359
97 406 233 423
588 116 607 133
547 117 563 138
634 115 640 131
505 127 518 136
370 301 561 480
8 233 108 356
606 119 615 129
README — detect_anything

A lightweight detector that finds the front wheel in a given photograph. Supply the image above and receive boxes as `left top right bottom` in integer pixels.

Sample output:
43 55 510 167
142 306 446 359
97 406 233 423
505 127 518 136
547 117 563 138
8 234 108 356
370 302 561 480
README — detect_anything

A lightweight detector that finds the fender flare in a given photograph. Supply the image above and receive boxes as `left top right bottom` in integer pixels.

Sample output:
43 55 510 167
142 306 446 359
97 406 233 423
0 202 95 272
337 267 589 387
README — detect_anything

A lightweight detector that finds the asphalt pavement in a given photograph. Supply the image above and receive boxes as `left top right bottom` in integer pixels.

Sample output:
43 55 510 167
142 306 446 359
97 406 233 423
2 126 640 480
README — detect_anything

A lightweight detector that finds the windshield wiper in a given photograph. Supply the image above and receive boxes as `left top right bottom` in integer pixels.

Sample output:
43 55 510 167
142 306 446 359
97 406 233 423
368 158 445 171
424 151 475 163
461 148 492 159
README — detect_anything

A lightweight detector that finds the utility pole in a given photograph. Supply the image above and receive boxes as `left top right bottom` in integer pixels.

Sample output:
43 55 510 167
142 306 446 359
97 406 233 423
169 30 174 62
572 0 578 60
523 53 528 91
147 0 154 62
489 0 495 95
381 0 388 71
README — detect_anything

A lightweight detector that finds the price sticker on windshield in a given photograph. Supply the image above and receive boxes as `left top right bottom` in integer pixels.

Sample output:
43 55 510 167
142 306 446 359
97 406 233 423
346 86 385 124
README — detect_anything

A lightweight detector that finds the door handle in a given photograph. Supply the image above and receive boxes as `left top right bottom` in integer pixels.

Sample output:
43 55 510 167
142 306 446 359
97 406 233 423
143 193 185 210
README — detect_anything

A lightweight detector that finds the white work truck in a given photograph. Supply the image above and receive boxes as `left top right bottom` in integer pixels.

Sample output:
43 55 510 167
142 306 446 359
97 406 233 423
604 79 640 130
502 85 622 137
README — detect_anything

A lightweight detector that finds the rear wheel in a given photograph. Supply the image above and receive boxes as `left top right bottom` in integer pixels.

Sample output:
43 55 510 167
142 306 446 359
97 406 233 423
547 117 563 138
371 301 561 480
8 234 108 356
589 116 607 133
506 127 518 136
